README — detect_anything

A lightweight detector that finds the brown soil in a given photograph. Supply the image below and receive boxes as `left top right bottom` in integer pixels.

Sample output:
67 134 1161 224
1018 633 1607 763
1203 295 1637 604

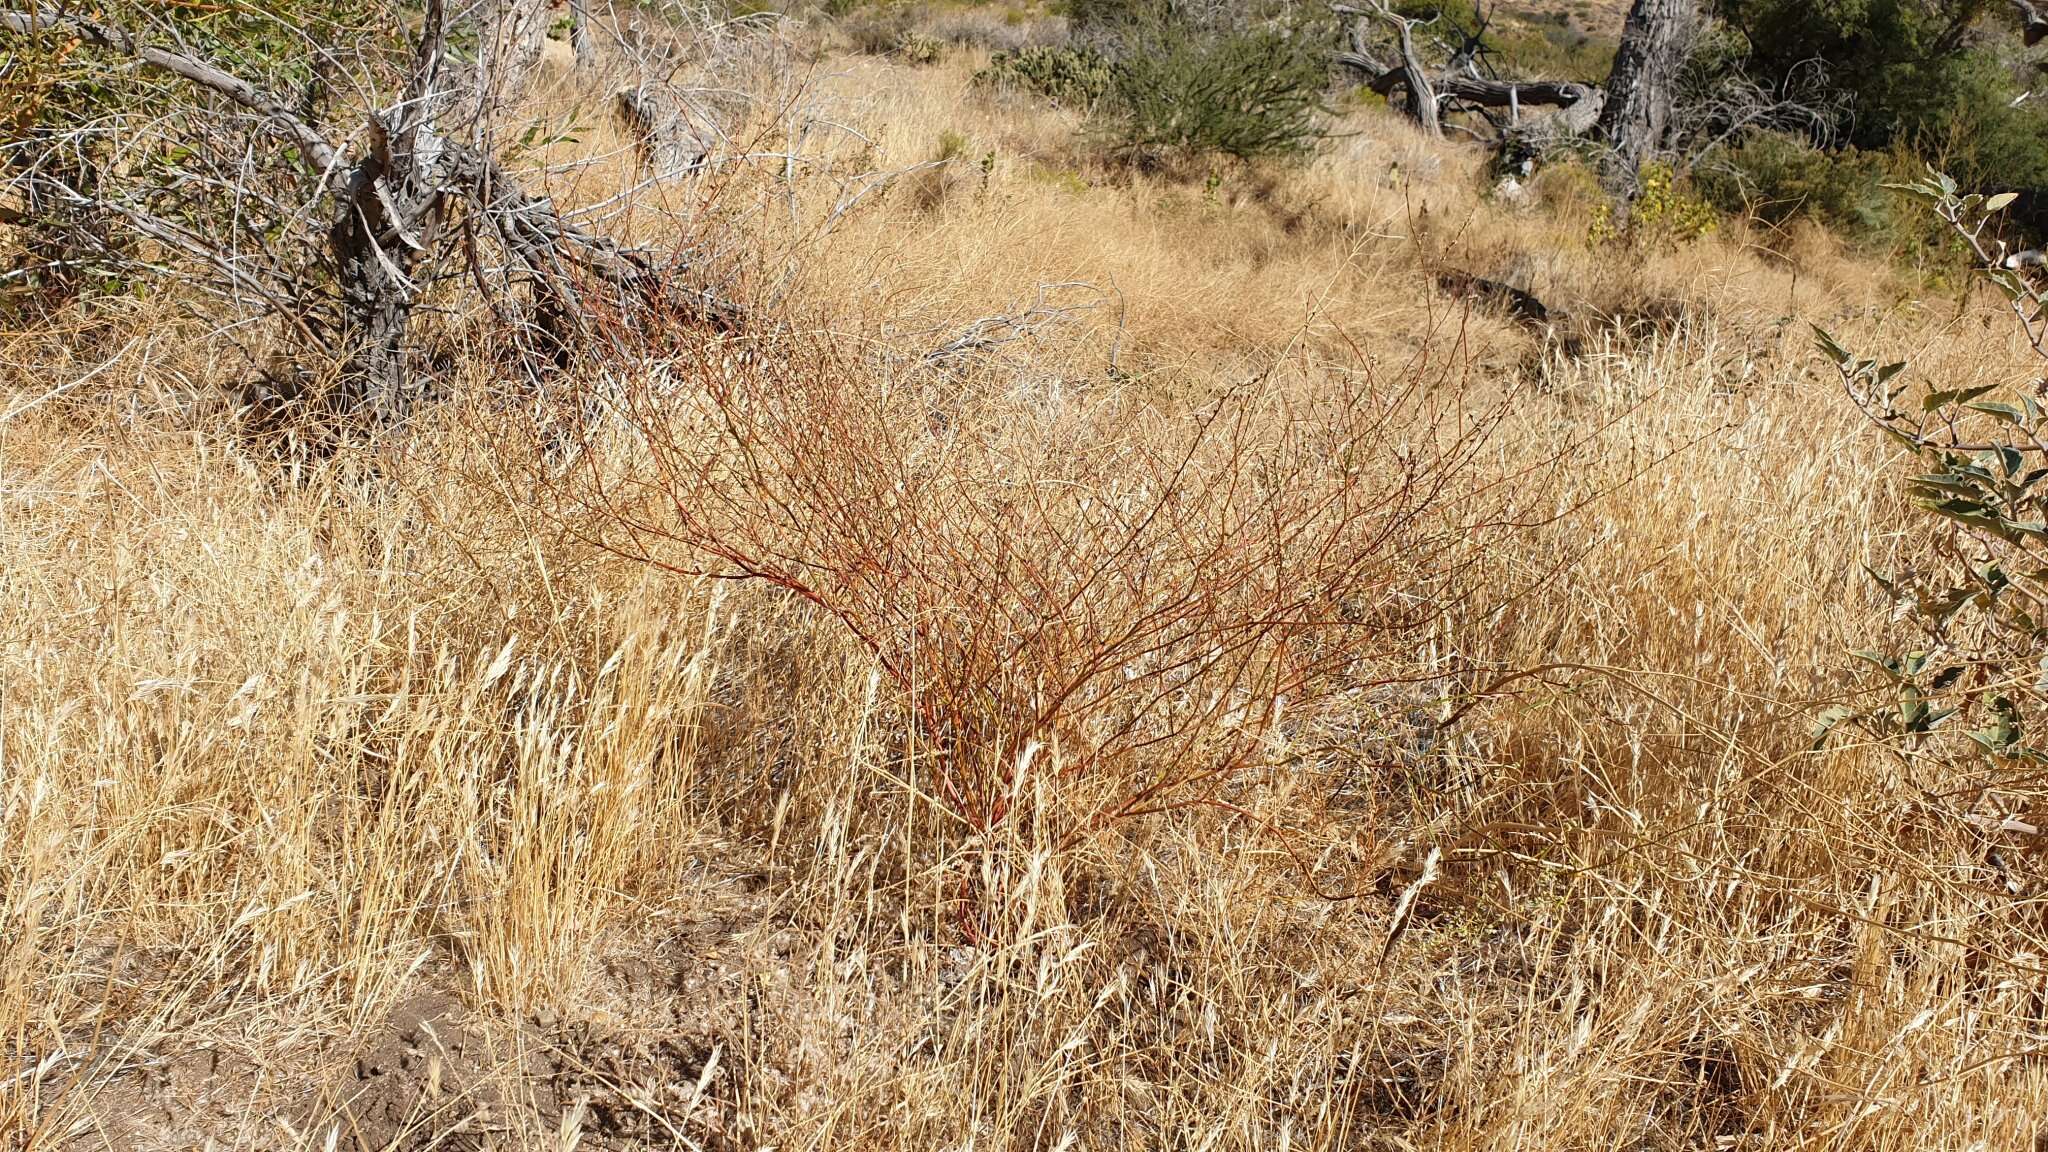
54 887 790 1150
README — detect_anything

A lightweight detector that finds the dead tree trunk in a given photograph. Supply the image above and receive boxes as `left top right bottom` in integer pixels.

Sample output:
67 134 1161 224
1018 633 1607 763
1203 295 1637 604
1596 0 1697 191
1335 2 1441 138
1333 2 1600 140
478 0 551 109
570 0 597 67
1376 5 1441 140
326 0 460 413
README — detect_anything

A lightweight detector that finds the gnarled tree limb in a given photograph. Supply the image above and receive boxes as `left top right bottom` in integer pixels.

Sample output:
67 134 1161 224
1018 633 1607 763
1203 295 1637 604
1334 2 1443 138
2 1 724 426
2 7 342 184
2022 0 2048 47
1331 1 1601 139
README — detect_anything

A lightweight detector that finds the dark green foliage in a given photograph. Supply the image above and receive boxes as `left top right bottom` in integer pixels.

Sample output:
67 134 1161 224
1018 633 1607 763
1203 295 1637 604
974 45 1116 106
1717 0 2048 191
1693 132 1905 238
1718 0 1987 129
1672 2 2048 243
1092 18 1329 164
1911 52 2048 190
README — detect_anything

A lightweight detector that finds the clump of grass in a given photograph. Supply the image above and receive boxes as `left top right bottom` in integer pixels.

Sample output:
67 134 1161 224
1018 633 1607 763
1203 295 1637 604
1095 19 1330 166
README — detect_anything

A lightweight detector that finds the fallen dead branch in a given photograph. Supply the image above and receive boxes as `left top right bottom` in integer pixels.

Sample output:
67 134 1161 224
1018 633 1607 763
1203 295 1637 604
1332 2 1603 141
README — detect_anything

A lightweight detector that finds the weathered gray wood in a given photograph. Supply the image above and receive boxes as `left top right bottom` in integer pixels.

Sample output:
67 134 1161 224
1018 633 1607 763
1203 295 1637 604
2018 0 2048 47
616 86 712 173
1 0 713 425
570 0 597 66
478 0 551 107
1334 3 1440 138
1439 74 1603 133
1332 2 1603 139
1596 0 1698 190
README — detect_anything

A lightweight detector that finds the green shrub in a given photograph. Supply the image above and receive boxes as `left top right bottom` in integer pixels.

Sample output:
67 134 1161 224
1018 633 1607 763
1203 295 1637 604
973 45 1115 107
1688 130 1978 274
1814 172 2048 808
1717 0 2048 193
981 8 1327 165
1588 163 1716 248
1091 20 1328 165
1002 2 1330 165
1909 53 2048 194
1693 131 1901 238
1 0 405 313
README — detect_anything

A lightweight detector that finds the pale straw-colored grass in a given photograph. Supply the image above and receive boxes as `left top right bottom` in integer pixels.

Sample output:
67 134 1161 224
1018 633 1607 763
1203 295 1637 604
5 34 2047 1152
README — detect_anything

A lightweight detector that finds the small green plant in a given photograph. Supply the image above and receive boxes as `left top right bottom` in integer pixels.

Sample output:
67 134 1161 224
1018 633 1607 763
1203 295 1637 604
1815 171 2048 796
1589 164 1716 248
908 129 972 211
1024 162 1091 195
897 29 944 65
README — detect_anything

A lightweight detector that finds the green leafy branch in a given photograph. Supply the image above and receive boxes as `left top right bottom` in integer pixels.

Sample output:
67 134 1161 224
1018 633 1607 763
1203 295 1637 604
1814 170 2048 782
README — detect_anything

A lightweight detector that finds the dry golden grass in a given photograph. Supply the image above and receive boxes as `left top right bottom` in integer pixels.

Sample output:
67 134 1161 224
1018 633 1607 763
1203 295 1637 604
9 30 2048 1152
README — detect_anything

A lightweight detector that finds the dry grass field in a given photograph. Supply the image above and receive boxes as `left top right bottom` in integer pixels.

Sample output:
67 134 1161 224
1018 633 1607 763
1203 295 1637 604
7 11 2048 1151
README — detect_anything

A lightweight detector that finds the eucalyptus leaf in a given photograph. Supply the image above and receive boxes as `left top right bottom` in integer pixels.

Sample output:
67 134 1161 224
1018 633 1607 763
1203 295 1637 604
1811 706 1854 750
1812 327 1852 366
1968 401 2027 425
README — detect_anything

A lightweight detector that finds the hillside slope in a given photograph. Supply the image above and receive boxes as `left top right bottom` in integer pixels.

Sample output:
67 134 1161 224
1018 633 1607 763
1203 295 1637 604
5 13 2046 1152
